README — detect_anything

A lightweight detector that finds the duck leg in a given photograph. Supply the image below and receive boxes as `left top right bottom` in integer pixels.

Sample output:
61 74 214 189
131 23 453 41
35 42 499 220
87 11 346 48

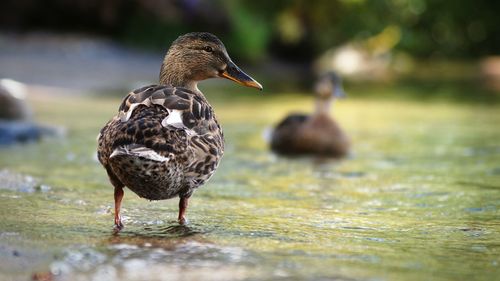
106 167 125 231
178 196 190 225
114 186 124 231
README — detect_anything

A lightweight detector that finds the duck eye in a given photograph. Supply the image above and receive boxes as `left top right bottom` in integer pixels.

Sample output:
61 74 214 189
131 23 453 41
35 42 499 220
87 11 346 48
203 46 213 52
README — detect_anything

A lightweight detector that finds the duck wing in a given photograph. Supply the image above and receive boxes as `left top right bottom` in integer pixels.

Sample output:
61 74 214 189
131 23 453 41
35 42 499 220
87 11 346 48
98 85 224 189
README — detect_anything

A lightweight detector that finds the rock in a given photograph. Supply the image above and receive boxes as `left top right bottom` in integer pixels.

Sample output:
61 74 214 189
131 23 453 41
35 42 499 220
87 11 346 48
0 79 65 145
0 79 32 120
0 120 63 145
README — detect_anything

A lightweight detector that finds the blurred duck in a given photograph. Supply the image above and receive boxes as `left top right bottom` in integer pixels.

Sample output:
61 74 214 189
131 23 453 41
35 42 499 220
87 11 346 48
97 32 262 230
270 72 350 157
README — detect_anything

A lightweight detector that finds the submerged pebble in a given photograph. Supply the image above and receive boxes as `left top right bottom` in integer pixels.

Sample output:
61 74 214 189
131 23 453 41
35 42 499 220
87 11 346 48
50 247 107 275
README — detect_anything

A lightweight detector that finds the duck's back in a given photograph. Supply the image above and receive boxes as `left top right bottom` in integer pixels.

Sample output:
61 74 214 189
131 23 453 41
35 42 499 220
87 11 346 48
97 85 224 200
271 113 349 157
270 113 309 154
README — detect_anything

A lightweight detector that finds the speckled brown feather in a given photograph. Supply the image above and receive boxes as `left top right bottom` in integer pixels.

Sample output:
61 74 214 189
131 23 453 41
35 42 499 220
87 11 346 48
97 85 224 200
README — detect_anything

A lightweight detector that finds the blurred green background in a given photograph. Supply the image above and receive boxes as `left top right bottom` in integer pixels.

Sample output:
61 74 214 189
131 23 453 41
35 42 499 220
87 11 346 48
3 0 500 59
1 0 499 100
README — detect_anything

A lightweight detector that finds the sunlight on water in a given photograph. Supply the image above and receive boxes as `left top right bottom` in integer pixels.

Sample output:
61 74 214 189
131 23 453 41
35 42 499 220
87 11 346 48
0 92 499 281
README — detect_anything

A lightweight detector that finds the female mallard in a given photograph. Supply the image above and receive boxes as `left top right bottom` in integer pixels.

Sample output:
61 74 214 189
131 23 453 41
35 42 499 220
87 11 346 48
270 72 349 157
97 32 262 230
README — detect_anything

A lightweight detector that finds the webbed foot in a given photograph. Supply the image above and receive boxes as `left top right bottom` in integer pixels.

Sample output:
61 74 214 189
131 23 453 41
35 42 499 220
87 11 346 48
113 221 124 233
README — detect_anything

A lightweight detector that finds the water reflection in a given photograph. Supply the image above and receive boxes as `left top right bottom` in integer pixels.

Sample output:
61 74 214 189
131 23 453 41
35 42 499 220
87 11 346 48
113 221 203 239
109 224 203 245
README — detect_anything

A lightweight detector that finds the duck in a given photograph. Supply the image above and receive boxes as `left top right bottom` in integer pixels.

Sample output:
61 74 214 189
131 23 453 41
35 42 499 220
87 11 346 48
270 72 350 157
97 32 262 230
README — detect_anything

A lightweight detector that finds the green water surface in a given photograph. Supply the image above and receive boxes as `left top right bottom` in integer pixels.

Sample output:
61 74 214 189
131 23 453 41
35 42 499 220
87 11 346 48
0 90 499 281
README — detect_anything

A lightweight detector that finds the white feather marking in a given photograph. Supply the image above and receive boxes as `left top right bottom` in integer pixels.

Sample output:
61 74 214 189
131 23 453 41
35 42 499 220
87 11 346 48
119 96 155 122
162 109 185 129
196 102 202 116
120 103 140 122
110 145 169 162
151 98 165 105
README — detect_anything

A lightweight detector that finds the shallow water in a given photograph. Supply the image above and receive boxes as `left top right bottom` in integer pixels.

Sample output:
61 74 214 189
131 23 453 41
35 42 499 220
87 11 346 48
0 91 499 281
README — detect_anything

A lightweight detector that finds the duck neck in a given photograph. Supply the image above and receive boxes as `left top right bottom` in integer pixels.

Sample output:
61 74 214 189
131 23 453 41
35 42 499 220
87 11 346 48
159 55 201 94
315 97 333 116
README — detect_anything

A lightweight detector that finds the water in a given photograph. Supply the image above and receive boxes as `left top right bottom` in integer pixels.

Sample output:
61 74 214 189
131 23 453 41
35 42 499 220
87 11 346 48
0 92 499 281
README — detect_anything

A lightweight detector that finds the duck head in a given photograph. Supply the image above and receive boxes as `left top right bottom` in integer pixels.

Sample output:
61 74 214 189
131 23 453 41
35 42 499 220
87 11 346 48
160 32 262 91
315 72 345 100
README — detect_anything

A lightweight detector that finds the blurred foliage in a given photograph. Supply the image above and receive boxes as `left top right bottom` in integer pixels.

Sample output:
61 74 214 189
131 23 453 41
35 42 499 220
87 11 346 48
1 0 499 62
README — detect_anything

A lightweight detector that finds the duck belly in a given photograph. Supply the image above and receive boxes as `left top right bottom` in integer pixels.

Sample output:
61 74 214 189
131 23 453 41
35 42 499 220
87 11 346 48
109 145 185 200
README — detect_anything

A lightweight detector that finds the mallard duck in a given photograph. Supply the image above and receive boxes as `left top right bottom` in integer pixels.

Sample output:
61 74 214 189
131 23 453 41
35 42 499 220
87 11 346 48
97 32 262 230
270 72 349 157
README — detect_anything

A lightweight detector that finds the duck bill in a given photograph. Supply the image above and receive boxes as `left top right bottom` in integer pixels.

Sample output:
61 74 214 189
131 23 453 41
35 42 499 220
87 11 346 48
220 61 263 90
